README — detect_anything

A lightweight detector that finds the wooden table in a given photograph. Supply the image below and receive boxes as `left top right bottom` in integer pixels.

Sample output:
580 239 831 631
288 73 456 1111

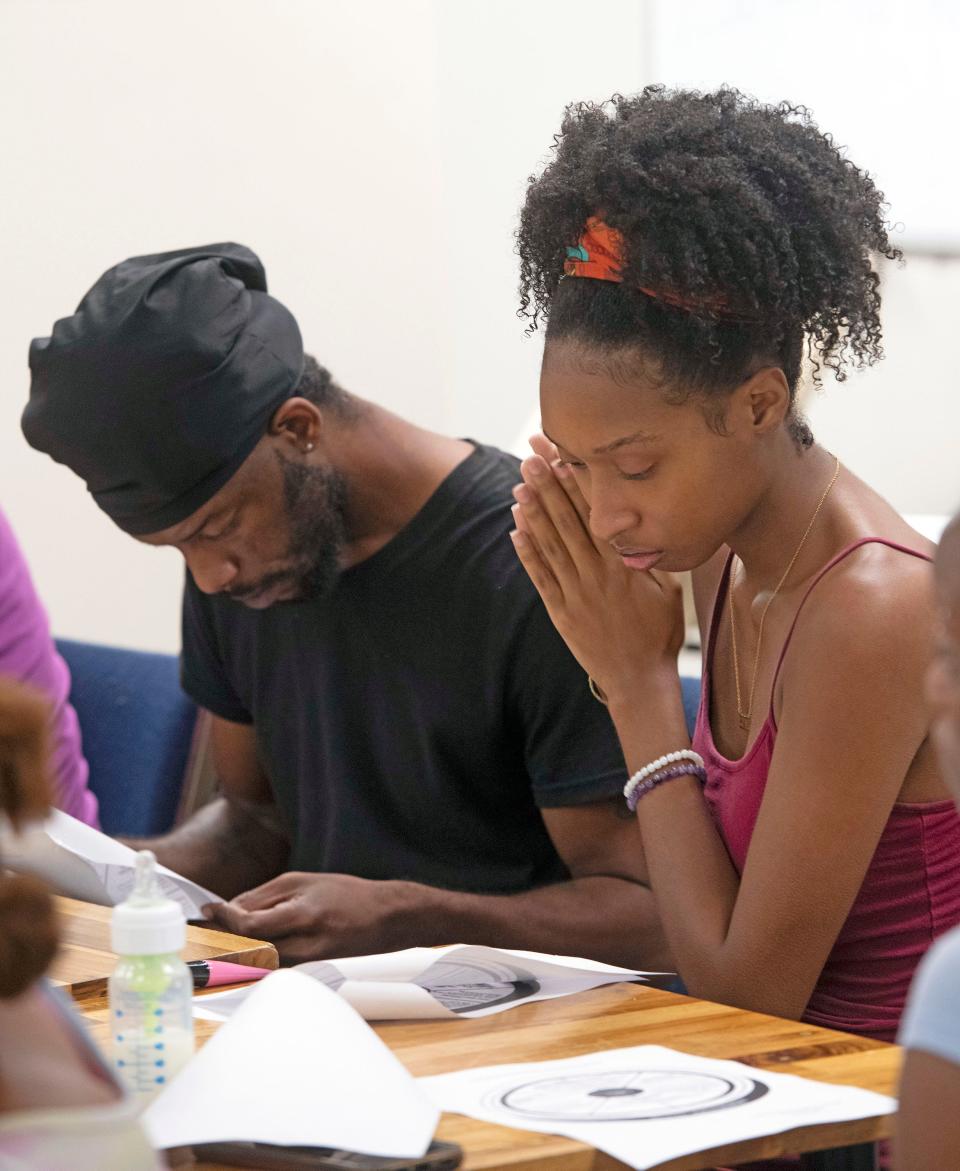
72 923 900 1171
50 895 279 1003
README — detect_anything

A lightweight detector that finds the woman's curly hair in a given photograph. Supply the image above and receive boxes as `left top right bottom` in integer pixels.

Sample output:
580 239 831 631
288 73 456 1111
517 86 900 447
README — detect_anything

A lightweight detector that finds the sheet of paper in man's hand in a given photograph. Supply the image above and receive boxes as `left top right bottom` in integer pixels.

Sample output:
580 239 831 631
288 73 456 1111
144 969 439 1156
194 944 659 1023
0 808 220 917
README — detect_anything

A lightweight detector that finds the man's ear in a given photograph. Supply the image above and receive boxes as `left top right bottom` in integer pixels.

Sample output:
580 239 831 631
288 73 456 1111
729 367 791 437
269 397 323 454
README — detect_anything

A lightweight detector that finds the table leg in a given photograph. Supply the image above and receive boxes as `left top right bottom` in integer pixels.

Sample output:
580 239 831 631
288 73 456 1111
800 1142 877 1171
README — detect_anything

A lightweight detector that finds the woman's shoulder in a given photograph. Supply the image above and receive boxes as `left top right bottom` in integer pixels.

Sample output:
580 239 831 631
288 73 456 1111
793 460 933 596
781 533 935 703
796 468 934 626
900 926 960 1064
824 473 937 580
802 529 934 629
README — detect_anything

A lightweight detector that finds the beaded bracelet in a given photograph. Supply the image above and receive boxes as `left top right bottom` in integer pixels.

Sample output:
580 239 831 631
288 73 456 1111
625 762 707 812
623 748 705 807
623 749 704 796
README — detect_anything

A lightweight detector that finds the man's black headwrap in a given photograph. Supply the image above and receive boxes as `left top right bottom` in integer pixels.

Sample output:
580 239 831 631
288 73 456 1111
23 243 304 535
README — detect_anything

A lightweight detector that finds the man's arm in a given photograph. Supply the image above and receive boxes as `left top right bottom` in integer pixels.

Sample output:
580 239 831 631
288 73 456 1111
404 799 670 969
206 797 672 969
124 714 289 899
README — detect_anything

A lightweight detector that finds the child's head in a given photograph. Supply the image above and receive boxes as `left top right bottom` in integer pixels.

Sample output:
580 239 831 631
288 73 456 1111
0 679 58 999
517 88 898 567
929 518 960 805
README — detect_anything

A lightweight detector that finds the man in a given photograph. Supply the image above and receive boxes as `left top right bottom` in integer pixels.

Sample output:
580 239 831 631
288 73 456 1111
23 243 668 967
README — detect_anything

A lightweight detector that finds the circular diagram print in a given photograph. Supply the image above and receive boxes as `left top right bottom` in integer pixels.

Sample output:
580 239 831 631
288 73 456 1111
494 1069 768 1121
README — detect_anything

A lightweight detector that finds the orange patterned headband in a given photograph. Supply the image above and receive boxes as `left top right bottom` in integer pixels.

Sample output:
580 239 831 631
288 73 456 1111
564 216 742 318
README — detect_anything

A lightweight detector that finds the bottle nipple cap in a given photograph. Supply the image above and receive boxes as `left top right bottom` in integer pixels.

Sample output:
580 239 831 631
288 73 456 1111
111 849 187 955
132 849 159 902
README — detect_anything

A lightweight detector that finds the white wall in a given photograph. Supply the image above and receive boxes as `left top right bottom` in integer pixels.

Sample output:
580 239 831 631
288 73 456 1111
0 0 646 652
649 0 960 512
804 254 960 516
2 0 957 655
651 0 960 251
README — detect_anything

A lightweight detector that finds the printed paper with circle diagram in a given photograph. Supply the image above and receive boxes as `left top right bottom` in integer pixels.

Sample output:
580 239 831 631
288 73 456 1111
418 1044 896 1170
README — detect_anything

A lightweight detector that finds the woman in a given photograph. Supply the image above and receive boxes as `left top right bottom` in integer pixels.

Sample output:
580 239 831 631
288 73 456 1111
510 86 960 1041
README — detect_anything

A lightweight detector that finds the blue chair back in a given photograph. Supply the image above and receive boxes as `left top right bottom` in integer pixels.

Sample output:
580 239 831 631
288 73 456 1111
55 639 197 836
680 675 701 736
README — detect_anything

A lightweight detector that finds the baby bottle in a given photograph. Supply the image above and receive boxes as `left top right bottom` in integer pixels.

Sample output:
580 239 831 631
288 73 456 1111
108 850 194 1104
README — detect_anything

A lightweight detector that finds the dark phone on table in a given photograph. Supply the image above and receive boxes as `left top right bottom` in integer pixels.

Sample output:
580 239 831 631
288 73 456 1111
188 1138 463 1171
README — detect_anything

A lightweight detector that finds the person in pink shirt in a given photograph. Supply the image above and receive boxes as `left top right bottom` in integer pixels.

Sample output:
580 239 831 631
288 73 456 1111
0 506 97 827
510 86 960 1047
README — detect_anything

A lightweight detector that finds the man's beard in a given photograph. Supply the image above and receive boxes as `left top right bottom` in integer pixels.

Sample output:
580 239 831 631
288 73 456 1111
230 457 348 606
281 457 349 602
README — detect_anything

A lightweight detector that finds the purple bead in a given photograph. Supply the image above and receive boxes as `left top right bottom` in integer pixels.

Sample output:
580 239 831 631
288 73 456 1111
626 763 707 812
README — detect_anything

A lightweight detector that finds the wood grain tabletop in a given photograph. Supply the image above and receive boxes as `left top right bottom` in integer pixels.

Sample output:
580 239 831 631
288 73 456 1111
50 895 278 1002
77 969 900 1171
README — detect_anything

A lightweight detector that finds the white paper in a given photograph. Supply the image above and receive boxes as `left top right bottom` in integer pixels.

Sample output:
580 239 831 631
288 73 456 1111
194 944 655 1023
145 969 439 1156
420 1044 896 1171
0 809 220 918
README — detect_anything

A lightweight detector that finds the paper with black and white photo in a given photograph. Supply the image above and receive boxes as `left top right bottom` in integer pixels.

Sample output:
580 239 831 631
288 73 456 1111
419 1043 896 1170
0 808 220 918
193 944 656 1023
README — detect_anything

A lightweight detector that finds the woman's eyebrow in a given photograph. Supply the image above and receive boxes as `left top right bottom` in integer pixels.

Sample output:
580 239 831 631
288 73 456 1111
543 429 661 456
593 430 662 454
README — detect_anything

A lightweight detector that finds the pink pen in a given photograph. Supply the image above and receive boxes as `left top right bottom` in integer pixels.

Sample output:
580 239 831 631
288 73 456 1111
187 960 273 989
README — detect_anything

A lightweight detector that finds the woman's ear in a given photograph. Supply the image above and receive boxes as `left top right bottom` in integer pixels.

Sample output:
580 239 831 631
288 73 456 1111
725 363 796 437
728 367 791 438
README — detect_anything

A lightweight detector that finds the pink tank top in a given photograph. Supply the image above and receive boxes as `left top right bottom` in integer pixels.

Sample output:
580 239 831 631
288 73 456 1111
692 538 960 1042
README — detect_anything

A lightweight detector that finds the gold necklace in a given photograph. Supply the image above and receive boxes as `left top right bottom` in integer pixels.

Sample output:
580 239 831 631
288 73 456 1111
729 454 841 731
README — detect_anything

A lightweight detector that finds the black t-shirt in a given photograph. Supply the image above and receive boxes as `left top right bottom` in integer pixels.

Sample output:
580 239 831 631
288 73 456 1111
181 442 626 894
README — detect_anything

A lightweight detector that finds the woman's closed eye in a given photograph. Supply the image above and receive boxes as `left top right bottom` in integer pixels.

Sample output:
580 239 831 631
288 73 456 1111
619 465 655 481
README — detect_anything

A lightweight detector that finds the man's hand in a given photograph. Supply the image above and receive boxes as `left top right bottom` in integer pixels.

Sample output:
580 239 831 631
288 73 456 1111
122 717 290 900
202 872 414 963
